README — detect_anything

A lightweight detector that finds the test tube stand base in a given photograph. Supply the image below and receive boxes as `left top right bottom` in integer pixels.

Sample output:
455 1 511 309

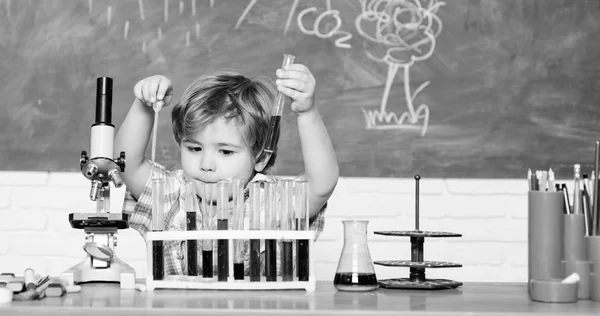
373 230 463 290
144 230 316 292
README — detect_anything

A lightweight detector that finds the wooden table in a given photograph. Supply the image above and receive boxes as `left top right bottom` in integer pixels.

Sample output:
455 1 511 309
1 282 598 315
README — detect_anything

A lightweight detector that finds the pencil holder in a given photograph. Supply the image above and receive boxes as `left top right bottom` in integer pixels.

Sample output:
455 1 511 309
562 260 592 300
591 273 600 302
563 214 586 261
585 236 600 273
528 191 564 284
529 279 577 303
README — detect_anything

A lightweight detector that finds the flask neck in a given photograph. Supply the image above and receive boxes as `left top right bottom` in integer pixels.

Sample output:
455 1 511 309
342 220 369 245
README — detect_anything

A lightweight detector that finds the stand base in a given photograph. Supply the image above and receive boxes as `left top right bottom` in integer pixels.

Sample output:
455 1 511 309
60 255 135 289
378 278 462 290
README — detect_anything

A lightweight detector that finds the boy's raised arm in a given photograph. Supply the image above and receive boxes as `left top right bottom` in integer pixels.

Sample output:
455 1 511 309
275 64 339 218
297 108 339 218
114 75 173 199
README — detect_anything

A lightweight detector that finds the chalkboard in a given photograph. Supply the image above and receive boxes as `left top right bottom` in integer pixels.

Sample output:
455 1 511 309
2 0 600 178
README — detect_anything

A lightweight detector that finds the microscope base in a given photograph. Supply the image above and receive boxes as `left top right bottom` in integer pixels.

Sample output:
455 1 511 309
60 255 135 289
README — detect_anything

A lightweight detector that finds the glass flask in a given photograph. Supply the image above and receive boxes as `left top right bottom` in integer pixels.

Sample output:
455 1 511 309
334 220 378 291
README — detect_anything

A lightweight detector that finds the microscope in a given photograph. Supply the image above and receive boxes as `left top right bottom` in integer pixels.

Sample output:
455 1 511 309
60 77 135 289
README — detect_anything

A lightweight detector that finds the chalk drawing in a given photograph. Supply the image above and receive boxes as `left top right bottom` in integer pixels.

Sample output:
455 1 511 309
164 0 169 22
356 0 444 136
234 0 257 30
236 0 351 49
296 0 352 49
107 5 112 27
139 0 145 20
124 20 130 40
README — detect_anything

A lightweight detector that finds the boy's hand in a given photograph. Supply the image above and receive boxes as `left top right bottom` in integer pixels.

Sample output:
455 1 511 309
133 75 174 108
276 64 316 115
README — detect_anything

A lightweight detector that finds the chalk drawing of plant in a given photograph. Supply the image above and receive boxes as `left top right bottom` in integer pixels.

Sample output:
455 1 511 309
356 0 444 136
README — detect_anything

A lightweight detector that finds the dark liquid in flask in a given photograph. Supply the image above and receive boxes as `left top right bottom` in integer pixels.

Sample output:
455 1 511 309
333 273 378 291
265 239 277 281
186 212 198 276
264 116 281 153
234 262 244 280
202 250 213 278
249 239 261 281
281 241 293 281
152 240 164 280
217 219 229 281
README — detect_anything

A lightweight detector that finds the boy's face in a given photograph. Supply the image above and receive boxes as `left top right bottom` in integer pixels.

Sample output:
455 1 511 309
180 116 265 201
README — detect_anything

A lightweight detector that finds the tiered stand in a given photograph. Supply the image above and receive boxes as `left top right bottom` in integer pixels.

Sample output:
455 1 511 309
145 230 316 292
374 175 463 290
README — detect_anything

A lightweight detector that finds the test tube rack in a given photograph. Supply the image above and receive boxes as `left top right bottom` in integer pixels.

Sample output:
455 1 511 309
145 230 316 292
373 175 463 290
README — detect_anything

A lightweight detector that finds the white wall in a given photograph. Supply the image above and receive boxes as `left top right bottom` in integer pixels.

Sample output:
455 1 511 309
0 171 533 283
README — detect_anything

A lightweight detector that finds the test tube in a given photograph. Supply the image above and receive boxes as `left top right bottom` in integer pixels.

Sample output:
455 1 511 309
295 180 309 281
249 182 261 282
231 179 245 280
264 182 277 282
263 54 296 155
280 180 293 281
217 180 230 281
151 172 165 280
201 183 214 278
185 181 199 276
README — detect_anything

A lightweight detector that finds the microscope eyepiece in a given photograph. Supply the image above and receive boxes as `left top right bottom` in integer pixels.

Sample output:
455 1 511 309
95 77 113 124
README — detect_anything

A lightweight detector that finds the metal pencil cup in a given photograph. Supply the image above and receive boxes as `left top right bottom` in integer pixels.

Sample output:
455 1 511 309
528 191 564 284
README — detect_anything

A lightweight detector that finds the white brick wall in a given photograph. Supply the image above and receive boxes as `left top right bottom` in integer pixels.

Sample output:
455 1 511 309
0 171 541 283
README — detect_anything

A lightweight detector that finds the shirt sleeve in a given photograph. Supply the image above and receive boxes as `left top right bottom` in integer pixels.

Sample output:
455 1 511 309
120 163 182 236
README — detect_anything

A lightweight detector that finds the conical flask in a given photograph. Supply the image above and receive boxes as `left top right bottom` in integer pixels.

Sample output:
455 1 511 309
333 220 378 291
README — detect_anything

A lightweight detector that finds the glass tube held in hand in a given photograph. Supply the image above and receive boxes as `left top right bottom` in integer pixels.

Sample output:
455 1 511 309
263 54 296 155
295 180 309 282
249 182 261 282
264 182 277 282
201 182 214 278
280 180 294 281
231 179 245 280
216 180 230 281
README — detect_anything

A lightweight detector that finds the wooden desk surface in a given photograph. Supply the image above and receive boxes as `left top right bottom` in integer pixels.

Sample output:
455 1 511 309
1 282 598 315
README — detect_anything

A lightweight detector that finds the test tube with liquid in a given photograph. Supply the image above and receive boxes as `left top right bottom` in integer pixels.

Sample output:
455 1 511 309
185 181 199 276
151 171 165 280
231 179 245 280
264 182 277 282
295 180 309 281
217 180 230 282
263 54 296 156
201 183 214 278
280 180 293 281
249 182 261 282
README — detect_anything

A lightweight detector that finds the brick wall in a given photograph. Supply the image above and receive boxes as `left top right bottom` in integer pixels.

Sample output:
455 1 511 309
0 171 536 283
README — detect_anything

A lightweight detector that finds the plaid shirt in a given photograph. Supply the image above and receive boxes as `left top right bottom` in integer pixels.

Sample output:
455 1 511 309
121 162 326 275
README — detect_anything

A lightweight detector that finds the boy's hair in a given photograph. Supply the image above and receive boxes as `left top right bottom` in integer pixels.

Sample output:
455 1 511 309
171 70 278 172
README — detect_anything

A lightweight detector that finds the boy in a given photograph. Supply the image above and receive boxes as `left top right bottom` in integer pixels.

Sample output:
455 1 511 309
115 62 339 275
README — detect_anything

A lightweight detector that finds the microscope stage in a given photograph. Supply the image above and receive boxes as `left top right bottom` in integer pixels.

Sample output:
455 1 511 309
69 213 129 229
